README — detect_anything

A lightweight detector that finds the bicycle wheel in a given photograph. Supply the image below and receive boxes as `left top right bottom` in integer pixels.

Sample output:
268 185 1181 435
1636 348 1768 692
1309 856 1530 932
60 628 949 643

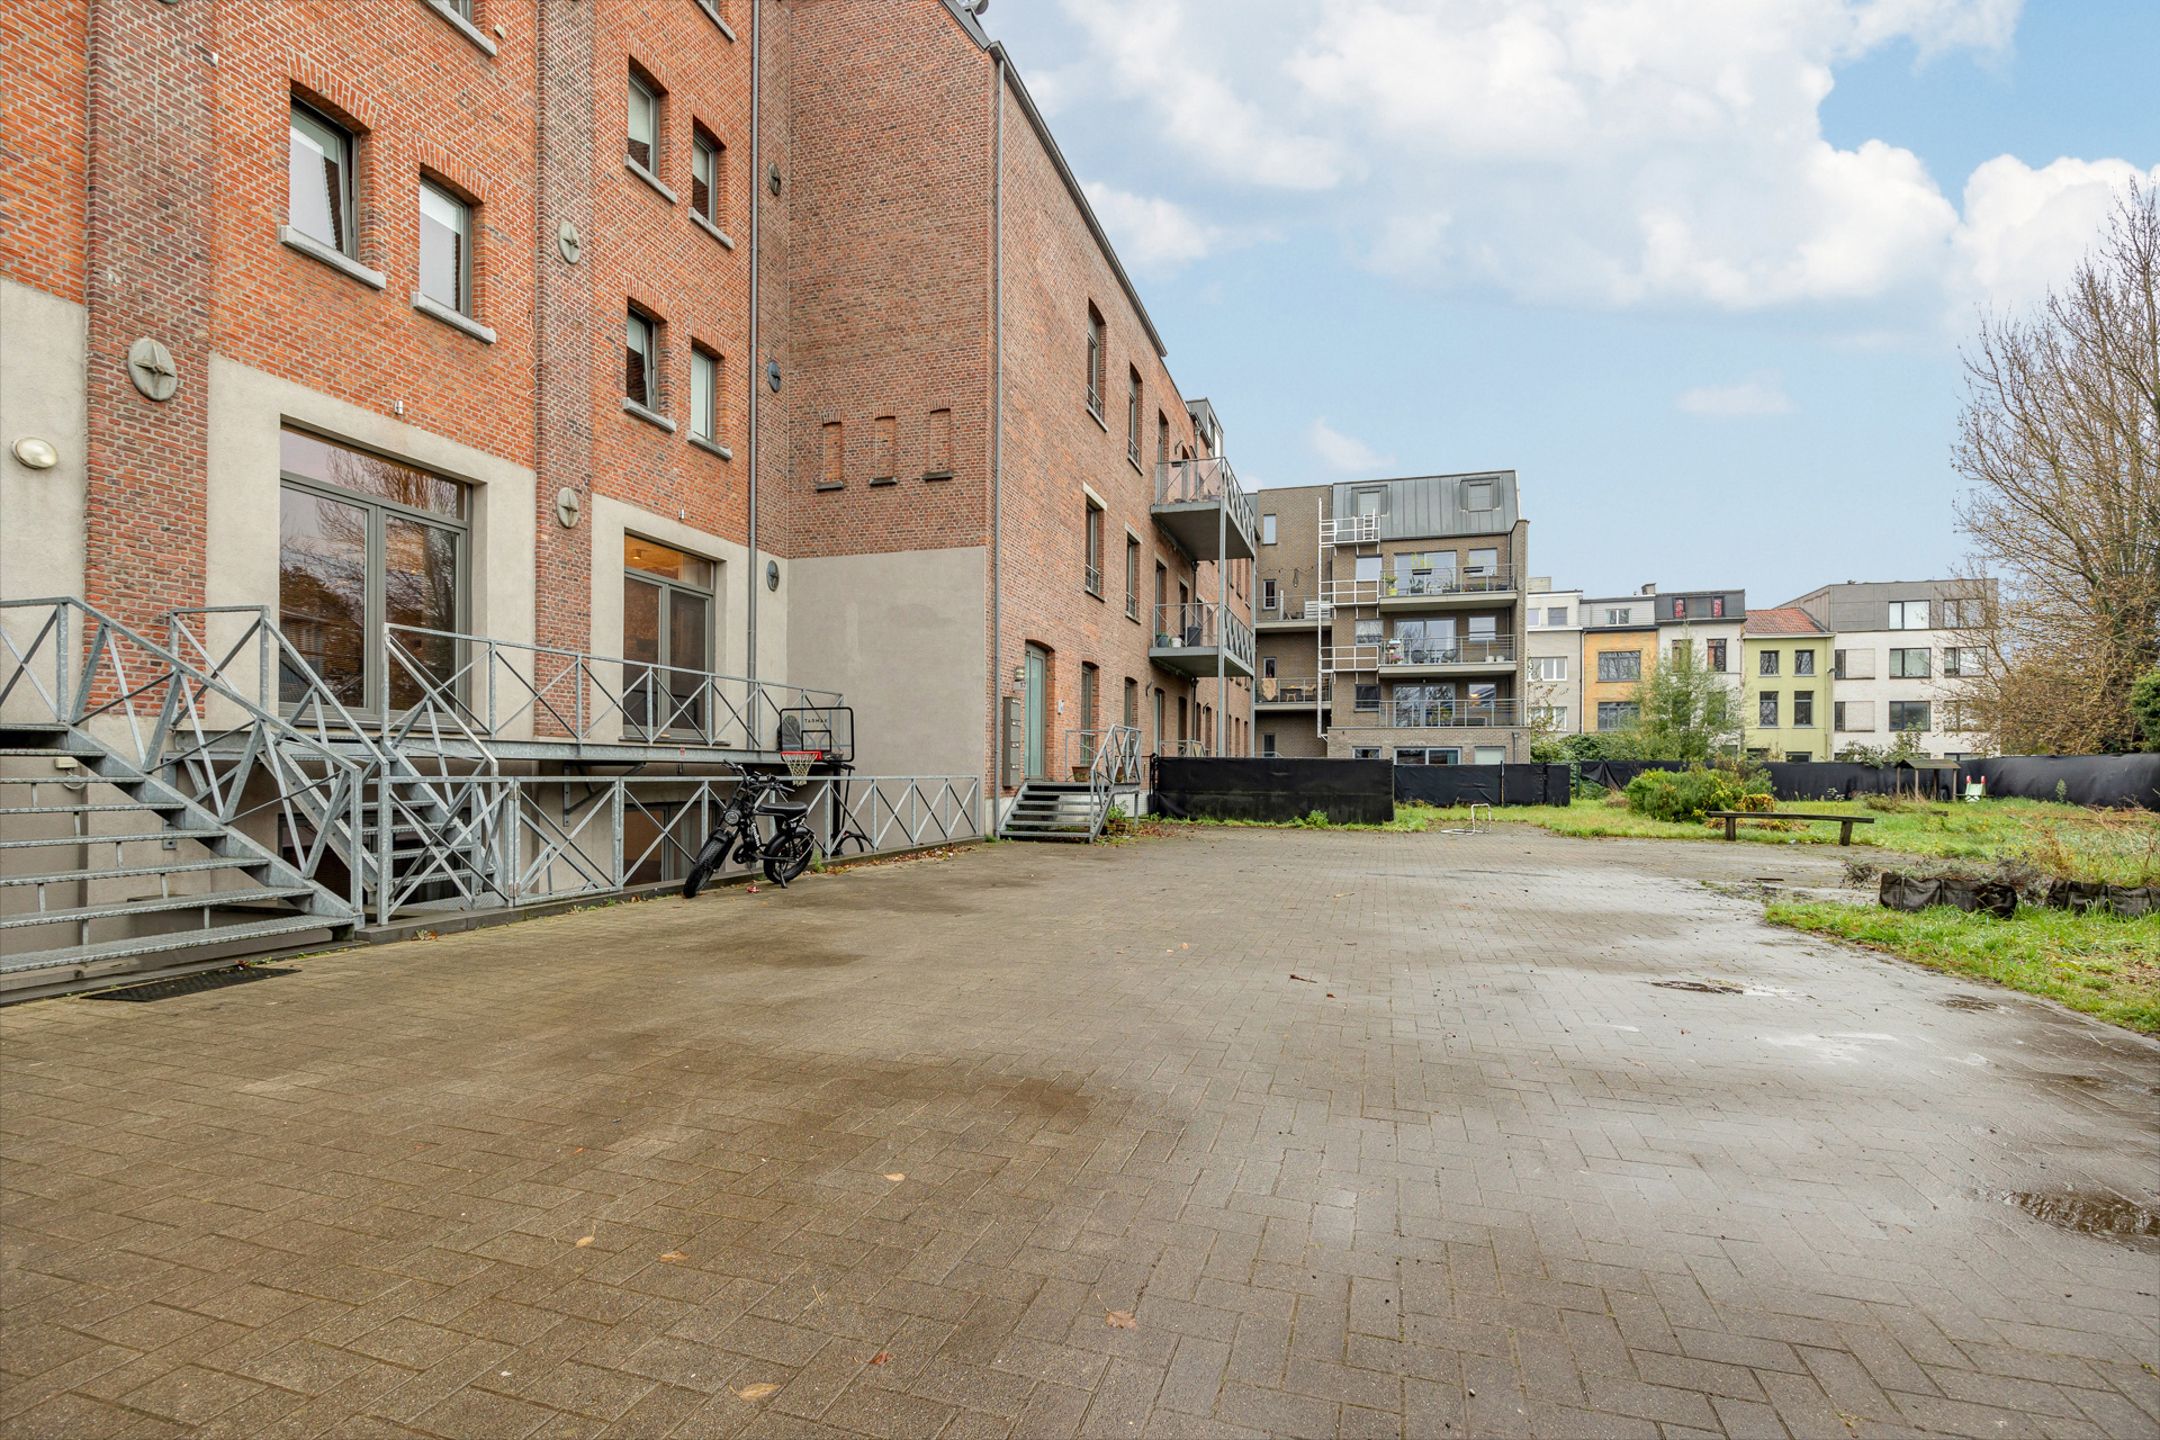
683 834 728 899
761 829 814 887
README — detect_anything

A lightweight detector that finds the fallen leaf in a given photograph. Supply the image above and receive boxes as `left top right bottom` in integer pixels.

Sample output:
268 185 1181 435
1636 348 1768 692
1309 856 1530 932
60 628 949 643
659 1251 687 1263
1289 974 1316 983
882 1172 905 1183
574 1236 594 1247
1326 993 1336 999
870 1351 891 1366
733 1382 779 1401
1178 942 1189 950
1105 1310 1137 1329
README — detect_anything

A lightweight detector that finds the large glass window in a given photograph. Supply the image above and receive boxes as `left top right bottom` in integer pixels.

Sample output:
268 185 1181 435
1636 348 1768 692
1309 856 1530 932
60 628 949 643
1394 682 1455 727
1888 600 1929 630
1597 650 1641 683
1758 692 1779 728
288 101 355 256
623 537 715 737
1596 701 1637 731
418 180 472 314
1890 700 1932 732
278 429 465 712
1392 618 1455 665
1889 647 1930 678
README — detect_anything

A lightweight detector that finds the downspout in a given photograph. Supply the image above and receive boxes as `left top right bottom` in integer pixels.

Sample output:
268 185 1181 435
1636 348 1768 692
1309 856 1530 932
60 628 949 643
744 0 763 681
988 49 1005 826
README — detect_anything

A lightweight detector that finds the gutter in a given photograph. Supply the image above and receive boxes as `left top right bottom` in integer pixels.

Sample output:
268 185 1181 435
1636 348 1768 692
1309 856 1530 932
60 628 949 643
744 0 763 680
988 48 1005 819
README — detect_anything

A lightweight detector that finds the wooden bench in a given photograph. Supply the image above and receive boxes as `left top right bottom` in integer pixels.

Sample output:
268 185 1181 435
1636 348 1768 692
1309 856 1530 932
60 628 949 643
1704 810 1877 846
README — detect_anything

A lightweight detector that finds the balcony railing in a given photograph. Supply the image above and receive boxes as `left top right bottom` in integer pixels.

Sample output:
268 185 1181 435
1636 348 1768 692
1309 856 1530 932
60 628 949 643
1151 602 1256 670
1380 637 1516 667
1321 642 1380 672
1258 676 1328 705
1322 577 1381 607
1381 564 1517 599
1380 698 1524 729
1155 455 1258 536
1320 514 1377 546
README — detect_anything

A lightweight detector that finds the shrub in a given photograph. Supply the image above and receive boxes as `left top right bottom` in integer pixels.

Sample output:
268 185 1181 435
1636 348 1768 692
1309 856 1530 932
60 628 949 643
1624 764 1770 823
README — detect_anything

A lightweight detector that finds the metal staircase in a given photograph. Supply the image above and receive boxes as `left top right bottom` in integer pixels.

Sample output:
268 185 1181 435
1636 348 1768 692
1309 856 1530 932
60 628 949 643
999 726 1141 842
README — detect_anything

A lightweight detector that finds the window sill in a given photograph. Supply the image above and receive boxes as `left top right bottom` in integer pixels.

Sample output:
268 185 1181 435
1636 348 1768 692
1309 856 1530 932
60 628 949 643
689 210 736 250
420 0 498 56
815 481 845 493
697 0 737 41
869 475 896 487
1084 587 1104 602
688 433 734 460
921 470 954 482
1127 452 1143 475
625 159 678 205
621 397 677 433
411 292 496 343
279 226 386 290
1087 404 1108 433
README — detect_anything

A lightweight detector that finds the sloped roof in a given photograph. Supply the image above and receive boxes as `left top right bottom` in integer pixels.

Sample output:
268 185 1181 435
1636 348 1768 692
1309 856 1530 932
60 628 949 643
1744 606 1829 637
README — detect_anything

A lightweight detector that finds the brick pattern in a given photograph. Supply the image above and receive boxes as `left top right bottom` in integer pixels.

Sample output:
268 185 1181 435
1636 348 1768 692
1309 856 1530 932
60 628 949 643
0 0 86 303
3 830 2156 1438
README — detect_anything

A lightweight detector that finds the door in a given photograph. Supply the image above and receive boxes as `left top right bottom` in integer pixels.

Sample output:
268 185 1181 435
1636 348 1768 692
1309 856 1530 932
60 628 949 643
1024 644 1049 780
623 537 716 738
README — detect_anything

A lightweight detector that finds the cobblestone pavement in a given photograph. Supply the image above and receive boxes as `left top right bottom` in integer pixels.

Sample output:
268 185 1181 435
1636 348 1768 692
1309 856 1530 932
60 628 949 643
3 827 2157 1440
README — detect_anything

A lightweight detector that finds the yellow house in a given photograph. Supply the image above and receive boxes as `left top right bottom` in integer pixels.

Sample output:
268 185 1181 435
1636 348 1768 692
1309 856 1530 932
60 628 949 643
1742 607 1834 761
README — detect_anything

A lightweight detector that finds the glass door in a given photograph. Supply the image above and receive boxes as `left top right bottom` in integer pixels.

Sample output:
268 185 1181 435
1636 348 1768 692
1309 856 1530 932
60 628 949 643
622 537 715 739
1024 645 1049 779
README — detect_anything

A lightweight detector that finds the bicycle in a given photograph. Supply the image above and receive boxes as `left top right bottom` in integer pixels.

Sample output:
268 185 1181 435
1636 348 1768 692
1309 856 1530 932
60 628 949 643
683 764 818 897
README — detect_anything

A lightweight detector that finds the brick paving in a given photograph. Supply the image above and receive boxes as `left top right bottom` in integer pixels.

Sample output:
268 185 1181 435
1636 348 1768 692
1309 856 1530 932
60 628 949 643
3 827 2157 1439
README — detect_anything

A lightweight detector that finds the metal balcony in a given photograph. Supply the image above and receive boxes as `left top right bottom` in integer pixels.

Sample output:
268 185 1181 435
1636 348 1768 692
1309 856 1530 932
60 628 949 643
1256 677 1328 708
1378 564 1520 608
1149 602 1256 681
1153 457 1257 563
1377 637 1517 675
1371 699 1525 729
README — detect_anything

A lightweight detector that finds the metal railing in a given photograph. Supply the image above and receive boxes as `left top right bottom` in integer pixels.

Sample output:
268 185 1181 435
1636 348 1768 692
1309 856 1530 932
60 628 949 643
1321 643 1380 672
1165 738 1214 757
1155 455 1259 542
1258 677 1329 704
1065 725 1142 785
1381 564 1517 598
1320 514 1377 545
1150 603 1256 669
1380 637 1516 666
1322 577 1381 607
1382 698 1523 728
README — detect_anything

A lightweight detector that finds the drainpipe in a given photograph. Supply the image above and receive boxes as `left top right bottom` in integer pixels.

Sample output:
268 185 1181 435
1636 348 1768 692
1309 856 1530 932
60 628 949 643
988 50 1005 826
744 0 763 682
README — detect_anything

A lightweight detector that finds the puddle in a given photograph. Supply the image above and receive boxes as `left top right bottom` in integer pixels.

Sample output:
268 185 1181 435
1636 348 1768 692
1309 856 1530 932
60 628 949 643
1941 995 1998 1012
1996 1189 2160 1245
1651 980 1744 994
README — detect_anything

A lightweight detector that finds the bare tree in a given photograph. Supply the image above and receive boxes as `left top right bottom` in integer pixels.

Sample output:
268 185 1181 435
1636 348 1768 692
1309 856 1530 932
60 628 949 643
1953 182 2160 755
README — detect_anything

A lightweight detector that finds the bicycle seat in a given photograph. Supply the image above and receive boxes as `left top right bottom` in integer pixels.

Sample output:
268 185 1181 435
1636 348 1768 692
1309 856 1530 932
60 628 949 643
753 798 809 817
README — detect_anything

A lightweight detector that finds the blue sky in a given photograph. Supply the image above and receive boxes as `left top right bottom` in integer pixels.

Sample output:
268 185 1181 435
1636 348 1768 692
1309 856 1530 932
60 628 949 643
979 0 2159 604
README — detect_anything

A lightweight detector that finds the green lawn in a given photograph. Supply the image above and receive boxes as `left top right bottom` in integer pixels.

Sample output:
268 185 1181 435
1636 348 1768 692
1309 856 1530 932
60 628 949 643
1766 899 2160 1034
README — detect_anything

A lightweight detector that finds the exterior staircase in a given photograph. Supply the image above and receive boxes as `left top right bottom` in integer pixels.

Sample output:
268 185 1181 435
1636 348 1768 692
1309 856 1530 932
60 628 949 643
0 723 357 1000
998 725 1143 842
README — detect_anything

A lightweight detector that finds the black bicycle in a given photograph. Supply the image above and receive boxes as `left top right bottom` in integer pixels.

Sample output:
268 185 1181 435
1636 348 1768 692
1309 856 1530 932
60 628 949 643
683 765 817 897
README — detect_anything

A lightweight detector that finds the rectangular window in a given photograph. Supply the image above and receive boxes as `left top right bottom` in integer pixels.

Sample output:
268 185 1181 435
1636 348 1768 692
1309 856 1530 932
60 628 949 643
1596 701 1638 731
1889 647 1930 678
1890 700 1931 732
1671 639 1690 665
1604 607 1630 625
1941 596 1979 628
417 180 471 314
1261 577 1278 611
1261 514 1277 545
288 101 356 256
628 69 659 172
1705 638 1727 671
1759 649 1779 676
1547 607 1568 626
1156 411 1169 472
1354 488 1382 518
926 408 953 477
1353 617 1382 645
820 420 843 488
1084 498 1103 596
1943 646 1976 676
1758 692 1779 728
1467 547 1499 576
871 415 895 482
1354 683 1380 712
1124 677 1139 728
1597 650 1641 683
1085 304 1104 416
1125 535 1140 619
1127 367 1142 465
1154 561 1167 619
1833 701 1846 731
1672 598 1688 620
622 535 716 738
625 308 658 409
1528 656 1567 681
1080 663 1099 741
1887 599 1929 631
691 129 722 224
1261 731 1277 757
1794 690 1815 728
1711 596 1726 618
1462 479 1495 511
1794 648 1815 676
689 347 719 441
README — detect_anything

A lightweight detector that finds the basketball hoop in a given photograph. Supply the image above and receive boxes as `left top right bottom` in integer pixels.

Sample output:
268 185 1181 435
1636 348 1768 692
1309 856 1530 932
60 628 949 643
781 749 821 779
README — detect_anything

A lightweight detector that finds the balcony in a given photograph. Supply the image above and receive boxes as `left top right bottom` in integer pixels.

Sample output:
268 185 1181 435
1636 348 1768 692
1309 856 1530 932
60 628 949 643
1320 513 1377 546
1150 601 1256 681
1349 698 1524 730
1378 564 1519 608
1256 598 1331 629
1257 676 1329 708
1153 456 1257 563
1377 637 1517 675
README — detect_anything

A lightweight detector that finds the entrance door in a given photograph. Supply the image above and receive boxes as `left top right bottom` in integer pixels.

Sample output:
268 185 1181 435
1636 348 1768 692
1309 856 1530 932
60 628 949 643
1024 644 1049 779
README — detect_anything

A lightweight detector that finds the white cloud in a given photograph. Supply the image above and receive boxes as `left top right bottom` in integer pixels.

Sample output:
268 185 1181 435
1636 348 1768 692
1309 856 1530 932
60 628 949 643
1081 182 1225 271
1676 377 1795 417
1308 418 1392 473
1952 156 2160 313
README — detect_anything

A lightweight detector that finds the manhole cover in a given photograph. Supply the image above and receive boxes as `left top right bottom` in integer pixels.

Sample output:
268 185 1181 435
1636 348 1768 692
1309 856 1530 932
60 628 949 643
1651 980 1744 995
85 966 297 1002
1941 995 1998 1012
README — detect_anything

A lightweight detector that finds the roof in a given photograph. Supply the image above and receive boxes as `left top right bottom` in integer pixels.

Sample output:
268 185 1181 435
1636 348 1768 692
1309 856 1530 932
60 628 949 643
1744 606 1829 637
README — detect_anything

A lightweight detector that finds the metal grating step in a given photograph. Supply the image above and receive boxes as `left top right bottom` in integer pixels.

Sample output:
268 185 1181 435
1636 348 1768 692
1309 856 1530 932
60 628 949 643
0 746 102 758
0 857 273 888
0 915 336 978
0 886 321 931
0 803 184 817
0 829 222 851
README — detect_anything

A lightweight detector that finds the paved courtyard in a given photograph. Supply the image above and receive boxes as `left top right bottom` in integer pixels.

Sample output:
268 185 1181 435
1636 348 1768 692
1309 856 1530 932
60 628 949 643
2 826 2156 1440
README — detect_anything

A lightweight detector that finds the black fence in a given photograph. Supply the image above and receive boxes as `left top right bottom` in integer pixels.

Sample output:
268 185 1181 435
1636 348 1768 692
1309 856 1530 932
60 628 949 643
1150 757 1394 825
1394 764 1572 808
1577 759 1957 803
1960 755 2160 811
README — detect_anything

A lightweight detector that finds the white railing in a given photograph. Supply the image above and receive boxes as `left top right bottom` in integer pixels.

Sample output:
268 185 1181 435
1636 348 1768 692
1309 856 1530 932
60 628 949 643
1320 514 1377 545
1322 577 1381 607
1321 643 1380 672
1258 677 1328 704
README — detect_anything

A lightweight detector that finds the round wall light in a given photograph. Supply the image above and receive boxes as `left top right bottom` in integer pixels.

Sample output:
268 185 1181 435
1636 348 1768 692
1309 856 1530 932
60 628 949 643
11 436 60 470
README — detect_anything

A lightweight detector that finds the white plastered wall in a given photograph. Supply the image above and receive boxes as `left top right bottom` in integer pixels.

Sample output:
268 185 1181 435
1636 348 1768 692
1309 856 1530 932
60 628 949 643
0 279 89 612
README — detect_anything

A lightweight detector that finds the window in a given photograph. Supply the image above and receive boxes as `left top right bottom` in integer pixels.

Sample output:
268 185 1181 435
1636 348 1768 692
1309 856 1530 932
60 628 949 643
1940 596 1979 628
1354 488 1382 518
1154 561 1167 621
1530 704 1568 729
1156 411 1169 472
625 309 659 410
1834 647 1875 680
1758 692 1779 728
1083 497 1103 596
1943 646 1976 676
417 180 472 314
1354 683 1379 712
1794 648 1815 676
1467 547 1498 577
1085 304 1104 416
627 69 660 172
1840 699 1876 731
689 348 720 442
1546 607 1569 627
1353 747 1383 760
1123 677 1139 729
1890 701 1932 732
1705 638 1727 671
691 129 722 225
1597 650 1641 683
926 408 953 477
1785 751 1812 764
1793 690 1814 728
1889 647 1930 678
1672 598 1688 620
1596 701 1638 731
1261 578 1278 612
1604 607 1631 625
1126 367 1142 465
1261 731 1278 757
1080 664 1099 745
1887 599 1929 630
1261 514 1277 545
870 415 895 482
1758 648 1779 676
1671 639 1691 665
1125 535 1140 619
1833 701 1846 731
1354 554 1381 584
1353 617 1382 646
278 428 465 712
1462 479 1496 511
288 101 356 256
623 536 715 737
1528 656 1566 681
1474 745 1507 765
1710 596 1726 618
820 421 843 488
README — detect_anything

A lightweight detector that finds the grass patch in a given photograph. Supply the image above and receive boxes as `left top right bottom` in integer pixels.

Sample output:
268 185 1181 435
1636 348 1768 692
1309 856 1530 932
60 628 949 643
1765 899 2160 1034
1159 803 1461 834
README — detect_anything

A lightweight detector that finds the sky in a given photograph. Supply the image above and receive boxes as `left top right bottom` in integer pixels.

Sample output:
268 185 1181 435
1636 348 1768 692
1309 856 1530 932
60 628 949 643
975 0 2160 605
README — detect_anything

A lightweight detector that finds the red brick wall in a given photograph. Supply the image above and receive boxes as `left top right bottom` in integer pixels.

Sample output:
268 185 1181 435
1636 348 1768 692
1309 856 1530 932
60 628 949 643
0 0 86 304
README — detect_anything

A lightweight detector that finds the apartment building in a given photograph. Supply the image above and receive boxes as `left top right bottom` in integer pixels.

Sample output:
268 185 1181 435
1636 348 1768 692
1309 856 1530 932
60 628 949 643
1785 580 1988 759
1251 473 1530 763
0 0 1249 984
1580 592 1658 734
1742 607 1835 760
1525 580 1583 734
